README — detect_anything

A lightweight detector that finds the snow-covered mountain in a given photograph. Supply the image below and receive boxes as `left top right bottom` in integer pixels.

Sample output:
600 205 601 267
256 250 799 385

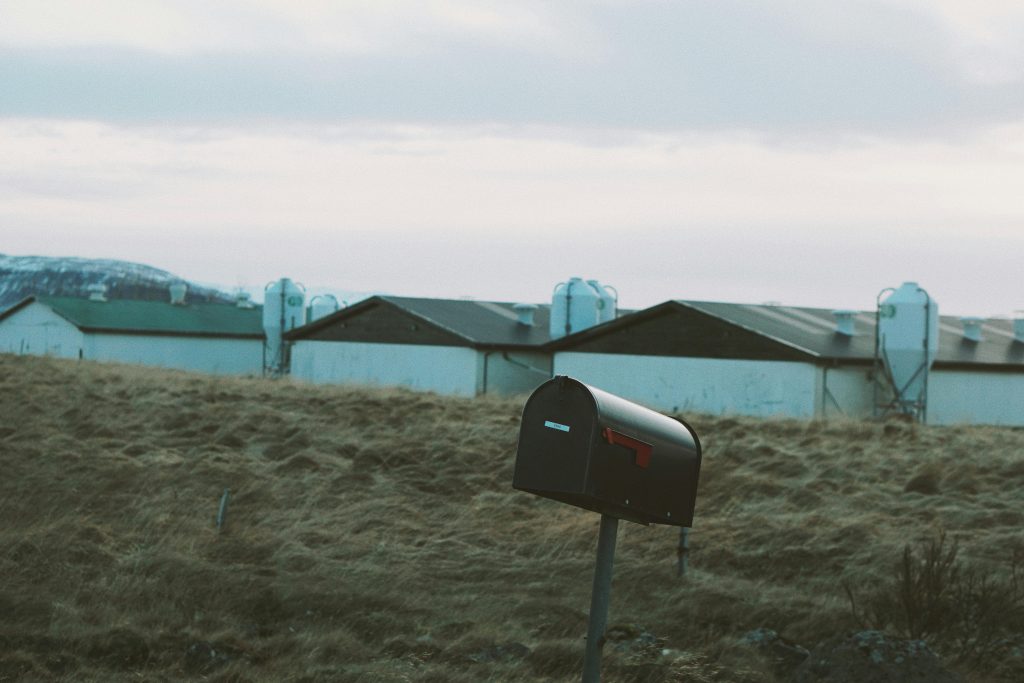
0 254 234 310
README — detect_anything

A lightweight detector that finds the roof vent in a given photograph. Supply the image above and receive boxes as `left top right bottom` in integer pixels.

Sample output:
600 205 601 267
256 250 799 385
960 316 983 342
832 309 856 336
1014 313 1024 343
169 282 188 305
235 291 255 309
513 303 538 326
87 284 108 302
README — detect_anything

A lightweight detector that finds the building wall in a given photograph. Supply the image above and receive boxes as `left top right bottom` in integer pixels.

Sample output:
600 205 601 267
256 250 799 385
290 340 479 396
85 334 264 376
819 365 875 419
479 350 552 396
554 352 819 417
0 302 84 358
929 369 1024 426
818 364 1024 426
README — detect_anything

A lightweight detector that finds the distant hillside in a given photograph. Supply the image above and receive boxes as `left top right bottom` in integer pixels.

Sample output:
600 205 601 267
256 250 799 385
0 254 233 310
1 355 1022 681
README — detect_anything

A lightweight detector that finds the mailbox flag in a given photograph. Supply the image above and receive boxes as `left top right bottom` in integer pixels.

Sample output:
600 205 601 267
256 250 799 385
601 427 653 468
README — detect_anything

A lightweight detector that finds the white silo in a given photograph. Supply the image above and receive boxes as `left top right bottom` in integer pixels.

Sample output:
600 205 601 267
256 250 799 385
308 294 340 322
587 280 618 324
263 278 306 374
877 282 938 419
550 278 602 340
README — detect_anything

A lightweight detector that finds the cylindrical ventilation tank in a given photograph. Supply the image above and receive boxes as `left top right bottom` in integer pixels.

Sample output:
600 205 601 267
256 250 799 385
960 317 983 342
878 282 939 415
587 280 618 324
169 282 188 305
308 294 340 322
513 303 538 326
832 310 856 336
263 278 306 373
87 283 108 302
235 291 255 309
550 277 602 340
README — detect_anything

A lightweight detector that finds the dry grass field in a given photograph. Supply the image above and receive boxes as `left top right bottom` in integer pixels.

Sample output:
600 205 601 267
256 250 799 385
2 354 1023 682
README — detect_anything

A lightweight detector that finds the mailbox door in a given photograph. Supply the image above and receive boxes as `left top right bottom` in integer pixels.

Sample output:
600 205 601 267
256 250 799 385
513 378 598 500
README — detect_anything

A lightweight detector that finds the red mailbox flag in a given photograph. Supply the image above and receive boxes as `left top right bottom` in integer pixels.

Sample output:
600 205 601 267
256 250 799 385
601 427 653 469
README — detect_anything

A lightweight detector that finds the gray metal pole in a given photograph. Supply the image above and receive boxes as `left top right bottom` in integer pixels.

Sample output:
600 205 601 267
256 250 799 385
582 514 619 683
677 527 690 577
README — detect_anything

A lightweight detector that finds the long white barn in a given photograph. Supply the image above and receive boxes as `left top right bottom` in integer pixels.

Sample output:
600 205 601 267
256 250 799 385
549 300 1024 426
0 296 265 375
4 289 1022 426
285 296 553 396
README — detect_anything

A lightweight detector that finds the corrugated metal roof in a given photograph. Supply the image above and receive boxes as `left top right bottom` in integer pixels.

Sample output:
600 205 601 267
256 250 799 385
386 297 553 347
681 300 1024 367
547 299 1024 368
22 296 265 338
287 295 556 348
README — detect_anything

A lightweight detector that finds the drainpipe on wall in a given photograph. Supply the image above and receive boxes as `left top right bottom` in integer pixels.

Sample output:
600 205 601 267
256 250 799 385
821 363 847 417
481 350 495 395
501 352 553 377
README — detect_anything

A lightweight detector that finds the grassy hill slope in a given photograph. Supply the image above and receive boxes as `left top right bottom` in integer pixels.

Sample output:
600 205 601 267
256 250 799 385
1 355 1022 682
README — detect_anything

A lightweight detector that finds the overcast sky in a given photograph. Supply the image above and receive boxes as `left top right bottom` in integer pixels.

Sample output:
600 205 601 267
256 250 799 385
2 1 1024 315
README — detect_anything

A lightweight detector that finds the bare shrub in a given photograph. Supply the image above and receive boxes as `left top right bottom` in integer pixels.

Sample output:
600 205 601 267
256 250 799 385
845 530 1024 668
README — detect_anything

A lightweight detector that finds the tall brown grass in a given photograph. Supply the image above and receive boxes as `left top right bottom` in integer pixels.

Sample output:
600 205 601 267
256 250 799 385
1 355 1023 681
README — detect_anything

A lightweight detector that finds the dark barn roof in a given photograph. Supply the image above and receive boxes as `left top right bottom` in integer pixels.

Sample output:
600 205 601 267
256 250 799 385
0 296 264 339
549 300 1024 370
285 296 554 349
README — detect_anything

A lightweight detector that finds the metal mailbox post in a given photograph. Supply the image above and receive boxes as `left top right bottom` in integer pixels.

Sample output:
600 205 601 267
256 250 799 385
513 376 702 682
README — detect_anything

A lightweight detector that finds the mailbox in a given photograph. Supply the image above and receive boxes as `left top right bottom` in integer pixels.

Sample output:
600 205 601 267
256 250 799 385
513 376 702 526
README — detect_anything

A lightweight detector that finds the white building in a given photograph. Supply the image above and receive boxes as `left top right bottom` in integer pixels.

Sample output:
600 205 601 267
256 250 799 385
551 300 1024 426
286 296 554 396
0 295 265 375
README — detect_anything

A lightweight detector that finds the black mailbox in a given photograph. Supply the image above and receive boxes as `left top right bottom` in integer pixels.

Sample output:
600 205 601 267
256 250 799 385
513 376 702 526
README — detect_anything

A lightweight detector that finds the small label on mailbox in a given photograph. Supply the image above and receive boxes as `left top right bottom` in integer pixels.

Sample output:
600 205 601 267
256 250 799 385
544 420 571 433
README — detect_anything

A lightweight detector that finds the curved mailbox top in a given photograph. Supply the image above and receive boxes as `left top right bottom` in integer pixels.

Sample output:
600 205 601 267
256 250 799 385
513 376 702 526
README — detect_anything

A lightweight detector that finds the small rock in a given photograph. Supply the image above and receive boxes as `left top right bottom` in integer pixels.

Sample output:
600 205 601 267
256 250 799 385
738 627 809 674
790 630 964 683
184 641 234 673
904 471 940 495
605 624 664 657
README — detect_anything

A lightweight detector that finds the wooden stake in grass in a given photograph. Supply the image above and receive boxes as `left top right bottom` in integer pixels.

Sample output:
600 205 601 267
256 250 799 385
216 488 230 532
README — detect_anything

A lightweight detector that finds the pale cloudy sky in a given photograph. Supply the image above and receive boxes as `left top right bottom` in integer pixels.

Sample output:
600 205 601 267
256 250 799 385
2 0 1024 314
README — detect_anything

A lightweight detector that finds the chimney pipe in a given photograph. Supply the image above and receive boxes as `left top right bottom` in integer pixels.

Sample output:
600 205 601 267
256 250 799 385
87 284 108 302
513 303 538 326
832 309 856 336
960 316 983 342
169 282 188 305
